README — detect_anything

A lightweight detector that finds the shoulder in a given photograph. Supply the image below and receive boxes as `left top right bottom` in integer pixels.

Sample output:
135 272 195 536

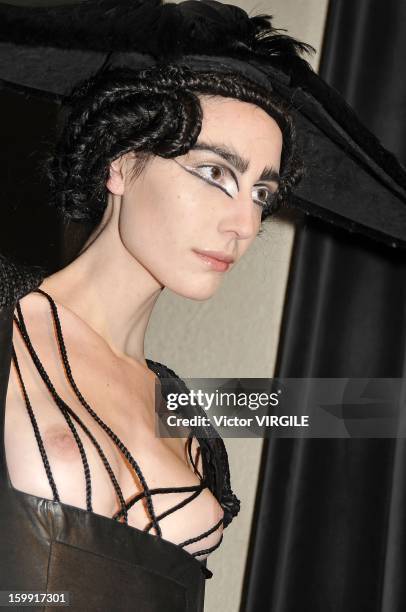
0 254 47 408
146 358 241 528
0 253 45 307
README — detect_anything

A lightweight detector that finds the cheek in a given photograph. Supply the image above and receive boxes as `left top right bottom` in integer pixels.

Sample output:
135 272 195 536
115 173 234 300
117 178 203 268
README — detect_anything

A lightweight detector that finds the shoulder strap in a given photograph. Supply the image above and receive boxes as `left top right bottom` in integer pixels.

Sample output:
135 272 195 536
146 359 241 528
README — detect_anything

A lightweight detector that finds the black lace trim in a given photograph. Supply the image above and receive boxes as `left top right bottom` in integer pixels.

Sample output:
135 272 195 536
221 490 241 527
146 358 241 529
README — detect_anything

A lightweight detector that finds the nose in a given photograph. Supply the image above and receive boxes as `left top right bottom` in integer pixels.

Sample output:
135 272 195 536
218 193 260 240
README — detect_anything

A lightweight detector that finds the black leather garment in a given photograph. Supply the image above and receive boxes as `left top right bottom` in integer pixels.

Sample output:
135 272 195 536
0 257 240 611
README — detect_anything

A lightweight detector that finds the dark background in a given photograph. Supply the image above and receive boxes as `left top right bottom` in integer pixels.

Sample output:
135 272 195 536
242 1 406 610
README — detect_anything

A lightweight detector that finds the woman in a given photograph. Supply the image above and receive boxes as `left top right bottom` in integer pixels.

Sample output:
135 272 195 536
0 1 307 609
1 1 406 610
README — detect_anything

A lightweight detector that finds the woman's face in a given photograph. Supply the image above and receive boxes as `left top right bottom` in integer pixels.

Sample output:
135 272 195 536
111 95 283 300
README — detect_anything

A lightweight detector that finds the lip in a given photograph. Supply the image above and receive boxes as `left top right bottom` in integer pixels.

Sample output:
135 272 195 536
193 249 235 272
193 249 235 263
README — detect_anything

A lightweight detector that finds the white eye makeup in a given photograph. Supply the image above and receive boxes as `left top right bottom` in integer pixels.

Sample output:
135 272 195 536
173 158 277 211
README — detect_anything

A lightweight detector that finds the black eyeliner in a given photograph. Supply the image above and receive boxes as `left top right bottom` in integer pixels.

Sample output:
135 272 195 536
190 168 233 199
173 159 234 199
226 166 240 190
254 183 277 208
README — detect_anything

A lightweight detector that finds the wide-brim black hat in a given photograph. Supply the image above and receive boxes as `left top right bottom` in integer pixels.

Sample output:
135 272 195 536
1 0 406 249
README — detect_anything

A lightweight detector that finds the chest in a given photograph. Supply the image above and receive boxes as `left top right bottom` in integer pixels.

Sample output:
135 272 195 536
5 319 224 558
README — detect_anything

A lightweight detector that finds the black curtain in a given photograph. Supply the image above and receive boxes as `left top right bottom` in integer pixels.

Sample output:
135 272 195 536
0 86 93 271
0 87 62 269
241 1 406 610
0 1 95 271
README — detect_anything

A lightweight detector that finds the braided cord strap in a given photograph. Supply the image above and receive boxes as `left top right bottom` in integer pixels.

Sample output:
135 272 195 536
11 345 61 503
13 306 131 522
34 288 161 535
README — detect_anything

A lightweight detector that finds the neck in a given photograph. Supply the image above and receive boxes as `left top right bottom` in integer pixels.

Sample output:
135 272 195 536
39 207 163 367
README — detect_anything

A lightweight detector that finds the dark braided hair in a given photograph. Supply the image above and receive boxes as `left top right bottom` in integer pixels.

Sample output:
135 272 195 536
47 63 303 227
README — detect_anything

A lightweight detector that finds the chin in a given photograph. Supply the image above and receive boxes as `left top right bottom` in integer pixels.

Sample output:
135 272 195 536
168 277 222 301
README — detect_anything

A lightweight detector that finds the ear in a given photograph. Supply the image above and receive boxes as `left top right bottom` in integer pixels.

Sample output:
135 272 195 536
106 156 126 195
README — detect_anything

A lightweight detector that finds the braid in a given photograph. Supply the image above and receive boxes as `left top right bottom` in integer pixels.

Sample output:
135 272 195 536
46 63 302 224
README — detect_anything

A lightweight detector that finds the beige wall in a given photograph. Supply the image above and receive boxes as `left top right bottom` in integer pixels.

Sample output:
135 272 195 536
146 1 328 610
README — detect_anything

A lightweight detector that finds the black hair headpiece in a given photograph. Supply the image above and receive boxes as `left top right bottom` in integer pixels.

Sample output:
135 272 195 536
1 0 406 249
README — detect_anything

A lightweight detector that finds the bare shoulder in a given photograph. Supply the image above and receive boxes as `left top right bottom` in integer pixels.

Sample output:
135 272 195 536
5 292 78 496
4 290 119 507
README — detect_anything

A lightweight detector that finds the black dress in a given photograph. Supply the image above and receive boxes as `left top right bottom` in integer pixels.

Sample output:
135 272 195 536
0 255 240 611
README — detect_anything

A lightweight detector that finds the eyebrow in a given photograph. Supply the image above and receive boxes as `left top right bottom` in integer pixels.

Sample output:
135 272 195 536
190 140 281 185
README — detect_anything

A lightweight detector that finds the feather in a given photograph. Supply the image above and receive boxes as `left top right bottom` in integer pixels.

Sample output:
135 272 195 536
0 0 163 52
0 0 313 67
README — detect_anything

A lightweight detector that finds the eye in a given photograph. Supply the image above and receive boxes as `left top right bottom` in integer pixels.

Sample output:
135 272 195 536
173 159 238 198
198 165 225 182
193 164 238 197
252 185 276 209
